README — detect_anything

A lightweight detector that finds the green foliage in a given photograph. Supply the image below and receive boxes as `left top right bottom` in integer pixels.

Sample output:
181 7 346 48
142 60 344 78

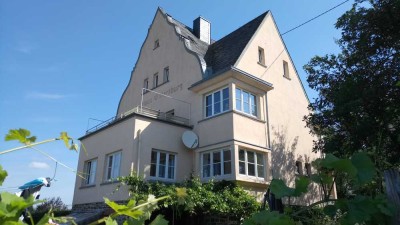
304 0 400 197
34 197 69 214
5 128 37 145
0 192 38 223
0 165 7 186
244 152 393 225
119 176 260 220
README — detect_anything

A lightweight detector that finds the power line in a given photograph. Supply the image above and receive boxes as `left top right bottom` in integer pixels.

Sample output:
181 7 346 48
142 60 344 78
281 0 350 36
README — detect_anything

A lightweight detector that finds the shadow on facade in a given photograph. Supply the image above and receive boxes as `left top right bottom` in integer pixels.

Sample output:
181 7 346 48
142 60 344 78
270 125 321 206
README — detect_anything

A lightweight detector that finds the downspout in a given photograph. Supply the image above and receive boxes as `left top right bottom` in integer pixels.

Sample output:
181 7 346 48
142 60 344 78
265 92 271 149
136 129 142 175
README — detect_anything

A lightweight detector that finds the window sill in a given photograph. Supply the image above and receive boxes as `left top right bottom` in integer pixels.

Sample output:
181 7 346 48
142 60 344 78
148 177 176 183
201 174 232 181
257 62 267 68
238 174 266 182
79 184 96 189
100 180 120 186
198 110 232 123
283 75 291 80
233 110 266 123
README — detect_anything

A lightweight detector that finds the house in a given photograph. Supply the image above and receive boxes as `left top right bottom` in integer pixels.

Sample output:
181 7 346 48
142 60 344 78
72 7 323 211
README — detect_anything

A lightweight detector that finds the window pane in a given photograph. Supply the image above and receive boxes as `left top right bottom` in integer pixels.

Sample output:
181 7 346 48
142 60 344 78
222 88 229 99
257 165 264 178
223 99 229 111
223 150 231 161
158 165 165 178
150 164 156 177
248 163 256 176
203 165 210 177
213 152 221 176
256 153 264 165
214 91 221 114
248 152 255 163
224 161 231 175
159 153 166 165
168 166 174 179
239 162 246 174
168 154 175 166
239 150 245 161
203 153 210 165
206 105 212 117
89 160 97 184
112 152 121 178
236 88 242 110
151 151 157 164
206 95 212 106
250 94 257 116
243 91 250 113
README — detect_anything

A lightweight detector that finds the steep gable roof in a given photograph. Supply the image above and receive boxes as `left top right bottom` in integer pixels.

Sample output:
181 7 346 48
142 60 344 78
204 11 268 74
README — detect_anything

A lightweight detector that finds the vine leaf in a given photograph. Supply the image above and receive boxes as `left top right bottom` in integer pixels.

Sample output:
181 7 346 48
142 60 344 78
104 198 143 219
0 192 37 222
0 165 8 186
105 217 118 225
293 176 310 196
5 128 36 145
59 132 71 149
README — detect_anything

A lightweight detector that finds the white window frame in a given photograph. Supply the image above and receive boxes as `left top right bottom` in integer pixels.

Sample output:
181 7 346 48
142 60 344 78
205 87 229 118
153 73 159 88
235 88 257 117
238 149 265 179
163 67 169 83
258 47 265 65
150 150 176 181
201 149 231 178
104 151 122 181
283 60 289 78
83 158 97 185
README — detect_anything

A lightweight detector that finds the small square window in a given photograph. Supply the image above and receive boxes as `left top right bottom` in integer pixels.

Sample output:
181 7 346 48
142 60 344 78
154 39 160 49
283 60 289 78
258 47 265 65
295 161 303 175
163 67 169 83
143 78 149 92
305 163 312 176
153 73 159 88
83 158 97 185
104 151 122 181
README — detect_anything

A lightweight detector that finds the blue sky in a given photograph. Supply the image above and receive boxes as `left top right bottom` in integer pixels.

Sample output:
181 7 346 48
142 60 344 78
0 0 352 207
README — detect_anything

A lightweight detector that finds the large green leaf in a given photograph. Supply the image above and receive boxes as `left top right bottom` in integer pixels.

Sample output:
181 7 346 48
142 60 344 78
269 179 294 198
105 217 118 225
243 211 295 225
5 128 36 145
0 192 36 221
321 154 357 176
149 215 168 225
293 176 310 196
0 165 8 186
351 152 376 184
104 198 143 219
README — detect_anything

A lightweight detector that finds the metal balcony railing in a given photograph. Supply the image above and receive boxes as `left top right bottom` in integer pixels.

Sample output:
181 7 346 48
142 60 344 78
86 106 190 134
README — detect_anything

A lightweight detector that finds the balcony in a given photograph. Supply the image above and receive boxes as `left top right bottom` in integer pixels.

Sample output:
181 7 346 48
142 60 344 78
86 106 190 134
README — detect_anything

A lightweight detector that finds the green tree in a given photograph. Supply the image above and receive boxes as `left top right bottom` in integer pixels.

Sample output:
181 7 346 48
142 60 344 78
304 0 400 197
34 197 69 214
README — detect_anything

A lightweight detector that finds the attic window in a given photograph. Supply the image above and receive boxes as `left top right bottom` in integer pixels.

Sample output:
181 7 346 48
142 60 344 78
154 39 160 49
258 47 265 66
295 161 303 175
283 60 290 79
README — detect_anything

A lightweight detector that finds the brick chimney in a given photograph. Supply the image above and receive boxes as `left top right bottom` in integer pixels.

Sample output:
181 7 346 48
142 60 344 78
193 17 211 44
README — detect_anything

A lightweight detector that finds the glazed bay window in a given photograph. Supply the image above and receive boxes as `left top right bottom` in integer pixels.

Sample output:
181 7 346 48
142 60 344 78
105 151 121 181
205 87 229 117
83 158 97 185
236 88 257 116
239 149 265 178
150 150 176 180
202 149 231 178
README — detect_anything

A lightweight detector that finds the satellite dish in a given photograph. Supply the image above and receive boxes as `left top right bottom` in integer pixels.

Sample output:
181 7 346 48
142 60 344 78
182 131 199 149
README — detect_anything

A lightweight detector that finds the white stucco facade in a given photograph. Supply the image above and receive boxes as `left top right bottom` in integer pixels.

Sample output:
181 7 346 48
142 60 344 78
73 8 322 207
